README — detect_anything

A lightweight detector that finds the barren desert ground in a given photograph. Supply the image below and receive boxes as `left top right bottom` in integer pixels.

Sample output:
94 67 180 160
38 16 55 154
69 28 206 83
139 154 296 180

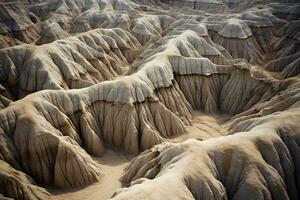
0 0 300 199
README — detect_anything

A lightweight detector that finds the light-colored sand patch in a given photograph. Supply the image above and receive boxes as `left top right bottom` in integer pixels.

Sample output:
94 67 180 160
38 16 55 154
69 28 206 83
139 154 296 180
48 112 230 200
49 150 130 200
170 111 231 142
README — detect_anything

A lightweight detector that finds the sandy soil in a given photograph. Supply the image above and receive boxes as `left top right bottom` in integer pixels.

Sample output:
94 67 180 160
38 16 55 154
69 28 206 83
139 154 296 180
170 111 231 142
49 150 131 200
48 111 231 199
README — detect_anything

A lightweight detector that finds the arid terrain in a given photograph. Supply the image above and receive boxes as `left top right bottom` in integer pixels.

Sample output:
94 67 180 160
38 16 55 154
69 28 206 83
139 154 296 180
0 0 300 199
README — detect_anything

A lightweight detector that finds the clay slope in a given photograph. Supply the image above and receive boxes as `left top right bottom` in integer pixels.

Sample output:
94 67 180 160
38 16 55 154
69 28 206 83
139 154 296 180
0 2 40 44
0 160 50 200
0 25 295 196
206 7 286 65
35 22 70 45
72 11 175 45
0 35 22 49
114 107 300 199
0 28 141 101
265 20 300 78
113 73 300 200
0 1 300 200
0 28 231 189
69 0 286 64
271 4 300 20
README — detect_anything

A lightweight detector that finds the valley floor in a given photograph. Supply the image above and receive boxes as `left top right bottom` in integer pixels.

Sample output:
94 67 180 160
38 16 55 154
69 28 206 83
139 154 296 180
49 150 130 200
49 111 231 199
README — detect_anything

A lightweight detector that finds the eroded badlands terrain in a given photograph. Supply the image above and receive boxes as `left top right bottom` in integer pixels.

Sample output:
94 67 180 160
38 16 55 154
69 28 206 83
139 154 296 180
0 0 300 199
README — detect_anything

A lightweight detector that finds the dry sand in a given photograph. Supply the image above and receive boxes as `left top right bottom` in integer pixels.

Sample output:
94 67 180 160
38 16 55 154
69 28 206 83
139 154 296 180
170 111 231 142
49 111 231 199
49 150 130 200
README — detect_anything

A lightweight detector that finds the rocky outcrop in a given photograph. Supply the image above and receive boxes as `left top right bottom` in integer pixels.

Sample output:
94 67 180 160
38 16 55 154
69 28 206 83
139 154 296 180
0 84 13 110
266 20 300 78
0 28 142 99
35 22 70 45
0 2 40 43
113 80 300 200
206 8 284 65
272 4 300 20
0 25 289 193
0 35 22 49
0 1 299 200
138 0 229 12
0 160 50 200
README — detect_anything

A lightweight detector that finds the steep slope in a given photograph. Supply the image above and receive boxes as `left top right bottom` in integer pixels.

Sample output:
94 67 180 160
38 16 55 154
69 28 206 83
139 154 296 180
265 20 300 78
206 8 285 64
113 79 300 200
0 25 294 194
0 1 300 200
0 28 141 100
0 2 40 43
0 160 50 200
0 35 22 49
35 22 70 45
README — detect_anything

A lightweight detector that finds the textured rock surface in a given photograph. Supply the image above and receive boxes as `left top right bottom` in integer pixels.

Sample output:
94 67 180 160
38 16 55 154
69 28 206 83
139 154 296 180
0 0 300 200
114 78 300 199
35 22 70 45
205 8 286 64
0 160 50 200
0 28 142 99
0 2 40 43
265 20 300 78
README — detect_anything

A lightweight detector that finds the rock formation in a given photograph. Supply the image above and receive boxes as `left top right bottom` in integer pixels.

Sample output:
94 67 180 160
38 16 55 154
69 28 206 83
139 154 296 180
0 28 142 100
35 22 70 45
0 160 50 200
0 2 40 44
0 0 300 200
265 20 300 78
